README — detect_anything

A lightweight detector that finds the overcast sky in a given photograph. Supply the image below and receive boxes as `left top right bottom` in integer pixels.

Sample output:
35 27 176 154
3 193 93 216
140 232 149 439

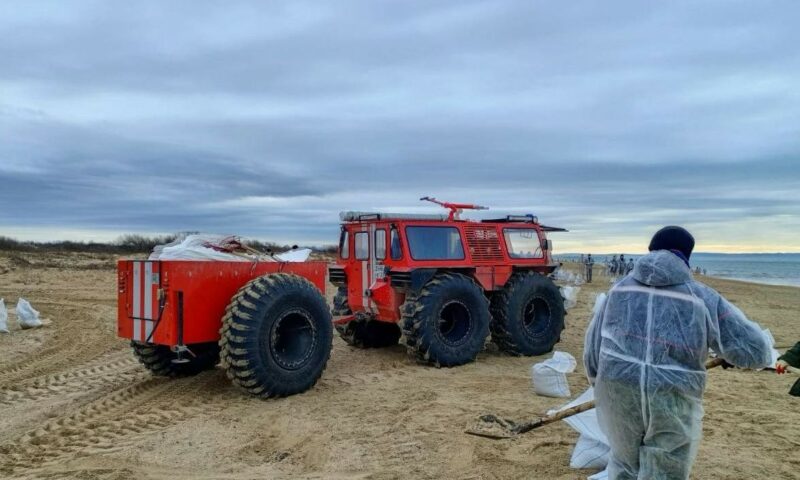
1 1 799 253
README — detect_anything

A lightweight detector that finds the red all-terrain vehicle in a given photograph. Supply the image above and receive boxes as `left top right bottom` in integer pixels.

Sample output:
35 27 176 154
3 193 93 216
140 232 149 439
330 197 567 367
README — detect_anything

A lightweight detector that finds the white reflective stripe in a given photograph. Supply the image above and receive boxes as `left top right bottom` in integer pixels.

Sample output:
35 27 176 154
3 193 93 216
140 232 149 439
144 262 153 320
599 348 706 374
144 320 154 342
132 262 142 341
612 285 705 307
642 286 654 426
369 224 376 284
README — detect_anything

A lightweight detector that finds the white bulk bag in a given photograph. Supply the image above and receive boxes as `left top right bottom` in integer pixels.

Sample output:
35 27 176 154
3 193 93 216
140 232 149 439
0 298 8 333
531 351 577 398
548 387 610 475
16 298 43 329
561 286 581 310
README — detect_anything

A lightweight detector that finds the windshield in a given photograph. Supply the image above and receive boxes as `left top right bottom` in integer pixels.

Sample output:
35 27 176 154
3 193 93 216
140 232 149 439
503 228 543 258
406 226 464 260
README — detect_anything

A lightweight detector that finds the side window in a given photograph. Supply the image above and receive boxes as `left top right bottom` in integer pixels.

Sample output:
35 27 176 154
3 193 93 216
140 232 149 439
354 232 369 260
503 229 543 258
339 230 349 259
406 226 465 260
375 229 386 260
390 227 402 260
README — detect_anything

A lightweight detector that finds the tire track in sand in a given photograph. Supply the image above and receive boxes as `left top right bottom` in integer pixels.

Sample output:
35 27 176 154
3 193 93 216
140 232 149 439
0 352 144 406
0 370 230 475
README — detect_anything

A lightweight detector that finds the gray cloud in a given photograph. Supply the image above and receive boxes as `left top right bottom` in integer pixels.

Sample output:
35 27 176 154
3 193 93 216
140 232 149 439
1 0 799 251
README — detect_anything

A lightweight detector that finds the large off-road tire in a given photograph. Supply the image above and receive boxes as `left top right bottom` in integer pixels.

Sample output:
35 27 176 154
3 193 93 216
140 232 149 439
401 272 490 367
131 341 219 377
219 273 332 398
490 272 565 356
331 285 351 316
333 286 402 348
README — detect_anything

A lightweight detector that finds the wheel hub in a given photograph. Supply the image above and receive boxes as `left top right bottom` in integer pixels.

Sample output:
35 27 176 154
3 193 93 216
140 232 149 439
522 296 551 337
437 300 473 346
270 309 317 370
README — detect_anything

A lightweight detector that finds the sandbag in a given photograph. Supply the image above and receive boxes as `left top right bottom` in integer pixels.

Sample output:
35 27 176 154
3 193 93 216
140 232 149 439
531 351 577 398
547 387 610 477
561 286 581 310
16 298 43 329
0 298 8 333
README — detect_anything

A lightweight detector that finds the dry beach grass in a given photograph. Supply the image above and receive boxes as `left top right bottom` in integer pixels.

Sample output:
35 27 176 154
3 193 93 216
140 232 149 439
0 253 797 479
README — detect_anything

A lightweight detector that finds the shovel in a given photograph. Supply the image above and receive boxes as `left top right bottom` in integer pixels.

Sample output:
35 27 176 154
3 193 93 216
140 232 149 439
467 357 726 440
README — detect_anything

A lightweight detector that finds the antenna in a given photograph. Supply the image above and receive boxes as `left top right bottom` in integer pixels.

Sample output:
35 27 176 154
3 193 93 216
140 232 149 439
419 196 488 220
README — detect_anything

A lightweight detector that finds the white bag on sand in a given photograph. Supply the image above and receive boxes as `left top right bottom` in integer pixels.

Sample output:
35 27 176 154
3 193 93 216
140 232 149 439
531 351 577 398
16 298 43 329
0 299 9 333
548 387 610 476
561 286 581 310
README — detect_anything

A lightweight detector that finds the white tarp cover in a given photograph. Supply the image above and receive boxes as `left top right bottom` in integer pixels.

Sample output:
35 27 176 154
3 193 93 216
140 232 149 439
0 298 8 333
531 351 577 398
16 298 43 329
275 248 312 262
548 387 609 478
150 234 256 261
149 234 311 262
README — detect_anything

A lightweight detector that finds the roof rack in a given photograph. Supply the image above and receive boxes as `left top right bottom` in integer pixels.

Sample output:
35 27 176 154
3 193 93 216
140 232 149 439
339 211 448 222
482 214 539 224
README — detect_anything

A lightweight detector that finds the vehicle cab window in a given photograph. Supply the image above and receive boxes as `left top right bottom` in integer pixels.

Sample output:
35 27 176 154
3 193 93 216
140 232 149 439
375 229 386 260
339 230 349 259
390 227 402 260
406 226 464 260
503 228 543 258
354 232 369 260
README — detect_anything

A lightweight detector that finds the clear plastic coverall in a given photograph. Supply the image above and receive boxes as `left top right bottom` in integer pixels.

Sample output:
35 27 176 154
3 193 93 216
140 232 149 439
584 250 772 480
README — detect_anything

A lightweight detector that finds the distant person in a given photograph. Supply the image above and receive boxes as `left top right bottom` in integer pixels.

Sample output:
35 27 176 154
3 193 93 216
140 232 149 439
626 257 634 275
585 254 594 283
610 255 619 276
703 268 707 275
584 226 772 480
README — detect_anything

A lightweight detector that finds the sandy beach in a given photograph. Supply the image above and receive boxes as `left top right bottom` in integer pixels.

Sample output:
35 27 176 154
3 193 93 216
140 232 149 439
0 252 797 479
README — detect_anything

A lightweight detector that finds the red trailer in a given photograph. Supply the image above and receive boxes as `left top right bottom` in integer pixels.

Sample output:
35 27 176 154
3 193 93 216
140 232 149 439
117 259 332 397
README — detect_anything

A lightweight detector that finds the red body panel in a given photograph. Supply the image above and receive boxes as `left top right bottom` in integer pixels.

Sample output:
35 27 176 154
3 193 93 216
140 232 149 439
117 260 327 347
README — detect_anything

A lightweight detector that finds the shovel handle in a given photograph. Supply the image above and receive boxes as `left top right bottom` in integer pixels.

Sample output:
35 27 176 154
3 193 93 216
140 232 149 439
514 400 596 434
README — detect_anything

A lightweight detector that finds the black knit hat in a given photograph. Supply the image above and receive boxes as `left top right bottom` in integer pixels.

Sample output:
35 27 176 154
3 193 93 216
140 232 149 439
648 226 695 260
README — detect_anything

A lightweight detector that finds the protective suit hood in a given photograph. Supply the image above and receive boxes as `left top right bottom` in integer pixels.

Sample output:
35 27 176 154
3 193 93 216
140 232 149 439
633 250 692 287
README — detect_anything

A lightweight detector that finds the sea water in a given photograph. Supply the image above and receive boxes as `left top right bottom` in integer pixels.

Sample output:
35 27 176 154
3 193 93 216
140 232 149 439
556 253 800 287
691 253 800 287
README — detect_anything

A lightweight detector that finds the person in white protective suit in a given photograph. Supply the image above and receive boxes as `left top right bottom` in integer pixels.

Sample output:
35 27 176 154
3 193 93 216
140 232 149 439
583 226 773 480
